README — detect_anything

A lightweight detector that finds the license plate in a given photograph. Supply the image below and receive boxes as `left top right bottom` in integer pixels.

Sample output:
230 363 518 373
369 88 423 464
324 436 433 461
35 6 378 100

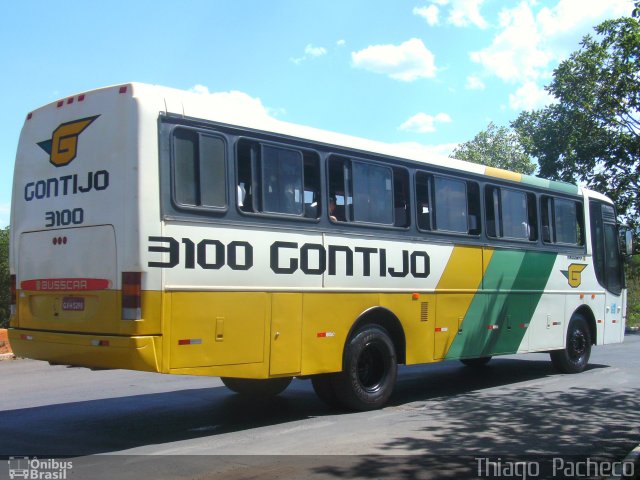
62 297 85 311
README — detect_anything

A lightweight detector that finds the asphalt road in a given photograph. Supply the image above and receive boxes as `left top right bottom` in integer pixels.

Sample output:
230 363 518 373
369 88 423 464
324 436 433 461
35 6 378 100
1 334 639 479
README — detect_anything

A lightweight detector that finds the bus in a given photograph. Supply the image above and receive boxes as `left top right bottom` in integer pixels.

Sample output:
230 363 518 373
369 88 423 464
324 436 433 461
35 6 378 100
8 83 630 411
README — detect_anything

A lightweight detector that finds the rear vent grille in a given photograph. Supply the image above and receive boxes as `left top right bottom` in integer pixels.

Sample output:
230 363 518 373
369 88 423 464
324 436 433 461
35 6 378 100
420 302 429 322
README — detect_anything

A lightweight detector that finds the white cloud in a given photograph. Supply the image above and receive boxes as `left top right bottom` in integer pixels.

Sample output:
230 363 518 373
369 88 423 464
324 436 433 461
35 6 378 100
470 2 549 83
336 39 346 46
414 0 488 28
470 0 633 110
538 0 631 43
188 85 276 120
465 75 485 90
399 112 452 133
413 5 440 26
305 44 327 57
447 0 488 29
291 44 328 64
509 81 555 110
351 38 437 82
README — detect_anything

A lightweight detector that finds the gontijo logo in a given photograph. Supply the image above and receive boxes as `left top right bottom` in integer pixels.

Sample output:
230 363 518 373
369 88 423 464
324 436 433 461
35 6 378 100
37 115 100 167
561 263 588 288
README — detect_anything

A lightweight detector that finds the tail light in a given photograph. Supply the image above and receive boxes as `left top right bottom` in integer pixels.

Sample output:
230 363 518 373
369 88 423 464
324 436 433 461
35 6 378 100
10 274 16 316
122 272 142 320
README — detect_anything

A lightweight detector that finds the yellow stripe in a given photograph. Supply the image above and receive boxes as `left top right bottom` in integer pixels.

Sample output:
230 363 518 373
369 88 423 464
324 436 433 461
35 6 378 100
433 246 486 359
485 166 522 182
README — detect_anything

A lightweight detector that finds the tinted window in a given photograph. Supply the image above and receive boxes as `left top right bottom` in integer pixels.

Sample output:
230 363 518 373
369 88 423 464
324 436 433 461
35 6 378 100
434 177 467 233
604 222 623 294
173 128 226 209
416 172 480 235
262 146 304 215
329 156 405 227
352 161 393 224
502 189 529 240
541 196 584 245
237 139 320 219
485 186 536 241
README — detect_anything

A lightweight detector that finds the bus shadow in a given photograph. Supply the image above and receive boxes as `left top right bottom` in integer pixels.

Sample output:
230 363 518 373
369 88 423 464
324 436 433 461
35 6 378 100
0 358 612 458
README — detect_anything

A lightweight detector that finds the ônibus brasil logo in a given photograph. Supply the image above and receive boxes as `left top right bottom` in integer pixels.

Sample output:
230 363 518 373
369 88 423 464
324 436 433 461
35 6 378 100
37 115 99 167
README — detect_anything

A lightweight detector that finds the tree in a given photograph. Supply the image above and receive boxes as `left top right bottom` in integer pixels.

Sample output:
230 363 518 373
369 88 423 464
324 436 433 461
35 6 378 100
512 17 640 229
450 122 536 175
0 227 9 328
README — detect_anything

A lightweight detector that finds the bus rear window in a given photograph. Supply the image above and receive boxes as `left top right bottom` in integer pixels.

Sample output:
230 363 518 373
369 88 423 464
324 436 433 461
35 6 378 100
172 127 226 210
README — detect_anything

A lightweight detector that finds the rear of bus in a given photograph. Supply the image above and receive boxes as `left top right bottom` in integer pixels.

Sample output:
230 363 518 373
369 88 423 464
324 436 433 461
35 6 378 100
8 84 164 372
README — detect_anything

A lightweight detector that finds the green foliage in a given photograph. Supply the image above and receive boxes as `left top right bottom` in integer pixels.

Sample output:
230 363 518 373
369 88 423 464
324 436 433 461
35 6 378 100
626 256 640 327
0 227 9 328
512 17 640 231
450 122 536 175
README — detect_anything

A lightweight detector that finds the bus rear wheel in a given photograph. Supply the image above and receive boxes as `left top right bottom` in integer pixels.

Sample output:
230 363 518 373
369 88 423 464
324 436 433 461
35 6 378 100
550 314 591 374
330 325 397 411
220 377 292 396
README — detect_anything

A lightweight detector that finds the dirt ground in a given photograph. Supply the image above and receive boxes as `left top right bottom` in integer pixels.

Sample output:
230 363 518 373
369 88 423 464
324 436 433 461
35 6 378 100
0 328 12 355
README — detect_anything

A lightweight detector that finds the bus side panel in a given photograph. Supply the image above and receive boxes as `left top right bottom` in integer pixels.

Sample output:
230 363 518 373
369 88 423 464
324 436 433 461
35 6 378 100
433 245 484 361
445 249 558 359
168 291 268 370
270 293 303 376
380 292 436 365
300 293 381 375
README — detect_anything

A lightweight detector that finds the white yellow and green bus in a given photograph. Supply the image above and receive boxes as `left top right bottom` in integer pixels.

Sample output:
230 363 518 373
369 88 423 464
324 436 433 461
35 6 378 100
8 83 630 410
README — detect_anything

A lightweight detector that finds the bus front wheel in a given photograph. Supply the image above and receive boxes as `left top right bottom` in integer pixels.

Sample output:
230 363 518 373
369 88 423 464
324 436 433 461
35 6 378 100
220 377 292 396
330 325 397 411
550 314 591 374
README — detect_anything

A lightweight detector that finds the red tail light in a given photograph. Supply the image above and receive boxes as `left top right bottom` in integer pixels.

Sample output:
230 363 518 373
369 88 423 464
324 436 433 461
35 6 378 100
10 274 16 316
122 272 142 320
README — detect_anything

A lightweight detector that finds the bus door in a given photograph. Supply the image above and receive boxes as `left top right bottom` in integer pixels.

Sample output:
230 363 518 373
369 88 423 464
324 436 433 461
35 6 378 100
590 201 625 344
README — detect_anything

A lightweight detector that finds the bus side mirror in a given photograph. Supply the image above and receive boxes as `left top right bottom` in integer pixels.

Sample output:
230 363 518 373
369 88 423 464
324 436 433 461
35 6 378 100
621 228 633 256
625 230 633 256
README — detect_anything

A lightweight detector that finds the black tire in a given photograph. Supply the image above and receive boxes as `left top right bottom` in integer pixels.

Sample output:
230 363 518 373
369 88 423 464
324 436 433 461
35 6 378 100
311 374 343 409
220 377 292 396
460 356 492 367
330 326 397 411
550 315 592 374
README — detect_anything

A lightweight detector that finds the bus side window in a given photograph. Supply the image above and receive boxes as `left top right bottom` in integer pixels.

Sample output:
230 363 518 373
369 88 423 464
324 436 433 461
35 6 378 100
415 171 432 231
262 145 304 215
416 172 479 235
303 151 321 219
236 140 319 218
541 196 584 246
172 127 226 210
236 140 257 213
328 156 350 222
485 186 536 241
393 167 410 227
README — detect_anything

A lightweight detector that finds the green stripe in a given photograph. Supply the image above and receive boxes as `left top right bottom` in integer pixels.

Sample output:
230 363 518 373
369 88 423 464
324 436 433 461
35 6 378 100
445 249 557 359
520 174 579 195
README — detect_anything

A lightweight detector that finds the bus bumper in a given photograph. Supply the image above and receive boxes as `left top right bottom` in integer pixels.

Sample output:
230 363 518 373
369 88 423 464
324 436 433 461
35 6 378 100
7 328 162 372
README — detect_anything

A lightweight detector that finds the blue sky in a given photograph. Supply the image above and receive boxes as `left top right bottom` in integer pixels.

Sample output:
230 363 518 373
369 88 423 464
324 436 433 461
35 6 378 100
0 0 634 227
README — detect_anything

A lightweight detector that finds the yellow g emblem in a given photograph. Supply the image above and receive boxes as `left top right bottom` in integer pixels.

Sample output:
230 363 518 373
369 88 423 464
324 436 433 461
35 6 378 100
37 115 99 167
561 264 587 288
